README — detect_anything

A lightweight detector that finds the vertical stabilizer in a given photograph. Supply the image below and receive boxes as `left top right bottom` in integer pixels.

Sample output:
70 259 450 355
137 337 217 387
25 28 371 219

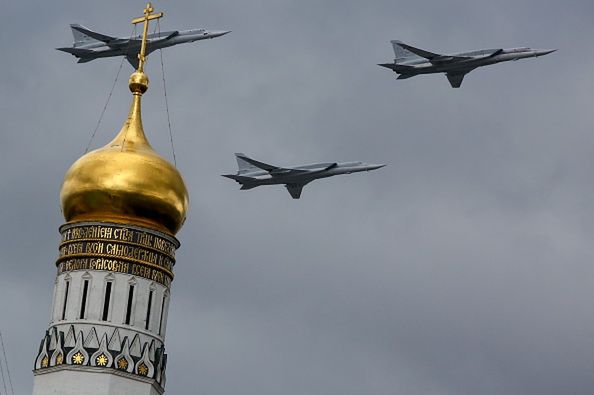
70 24 100 47
391 40 422 62
235 153 260 175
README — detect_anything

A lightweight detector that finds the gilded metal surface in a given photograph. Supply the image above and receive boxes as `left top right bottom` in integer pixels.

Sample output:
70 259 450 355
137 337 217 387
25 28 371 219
131 3 163 73
60 93 188 234
60 3 188 235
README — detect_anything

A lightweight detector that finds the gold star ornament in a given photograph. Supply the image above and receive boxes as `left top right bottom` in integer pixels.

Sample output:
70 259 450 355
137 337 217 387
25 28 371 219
137 362 148 376
117 357 129 370
96 354 109 366
72 352 85 365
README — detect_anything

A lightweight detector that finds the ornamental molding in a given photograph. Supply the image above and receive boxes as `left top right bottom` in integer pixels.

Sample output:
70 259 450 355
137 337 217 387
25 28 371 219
34 325 167 389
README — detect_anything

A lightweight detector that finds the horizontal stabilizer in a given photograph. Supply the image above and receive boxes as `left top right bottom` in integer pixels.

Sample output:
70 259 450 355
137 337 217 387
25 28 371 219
222 174 258 190
222 174 254 183
56 47 93 56
378 63 396 70
397 74 415 80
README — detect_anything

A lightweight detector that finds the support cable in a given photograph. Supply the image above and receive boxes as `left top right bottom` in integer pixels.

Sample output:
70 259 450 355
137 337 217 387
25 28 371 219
0 332 13 395
157 19 178 167
86 25 137 153
0 340 7 395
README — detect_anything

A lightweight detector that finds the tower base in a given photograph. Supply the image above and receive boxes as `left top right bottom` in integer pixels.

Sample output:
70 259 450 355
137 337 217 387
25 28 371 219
33 367 163 395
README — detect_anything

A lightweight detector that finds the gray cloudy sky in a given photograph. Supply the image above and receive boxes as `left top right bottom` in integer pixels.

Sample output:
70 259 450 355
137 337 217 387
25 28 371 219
2 0 594 394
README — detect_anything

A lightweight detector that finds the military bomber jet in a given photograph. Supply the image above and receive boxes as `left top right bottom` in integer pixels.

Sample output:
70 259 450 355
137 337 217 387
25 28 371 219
379 40 556 88
223 153 385 199
57 24 230 68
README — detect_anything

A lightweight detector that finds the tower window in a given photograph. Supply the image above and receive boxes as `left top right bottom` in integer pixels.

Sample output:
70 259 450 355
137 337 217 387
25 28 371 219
79 280 89 319
101 282 113 321
145 290 154 330
158 294 167 335
125 285 135 325
61 280 70 320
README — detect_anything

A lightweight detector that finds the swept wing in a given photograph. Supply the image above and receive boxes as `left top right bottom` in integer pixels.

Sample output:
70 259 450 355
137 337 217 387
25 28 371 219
484 48 504 58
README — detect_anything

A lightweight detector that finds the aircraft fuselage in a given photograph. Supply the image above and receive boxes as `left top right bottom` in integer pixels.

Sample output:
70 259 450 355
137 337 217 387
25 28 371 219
75 30 229 57
392 48 555 75
58 26 230 67
238 162 385 187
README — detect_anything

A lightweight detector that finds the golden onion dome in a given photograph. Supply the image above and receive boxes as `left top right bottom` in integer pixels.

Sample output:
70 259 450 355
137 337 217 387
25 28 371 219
60 71 189 235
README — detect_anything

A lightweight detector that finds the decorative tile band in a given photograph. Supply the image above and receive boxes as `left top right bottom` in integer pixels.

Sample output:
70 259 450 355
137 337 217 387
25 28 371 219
34 325 167 388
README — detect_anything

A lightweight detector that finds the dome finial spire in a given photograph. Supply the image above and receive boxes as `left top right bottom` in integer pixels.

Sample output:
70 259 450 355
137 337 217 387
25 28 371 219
128 3 163 94
131 3 163 73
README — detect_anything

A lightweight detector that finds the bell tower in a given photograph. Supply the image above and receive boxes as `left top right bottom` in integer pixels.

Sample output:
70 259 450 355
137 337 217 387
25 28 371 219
32 4 188 394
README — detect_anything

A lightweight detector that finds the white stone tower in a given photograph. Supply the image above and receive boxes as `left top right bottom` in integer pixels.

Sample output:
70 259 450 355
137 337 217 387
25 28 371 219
32 4 189 394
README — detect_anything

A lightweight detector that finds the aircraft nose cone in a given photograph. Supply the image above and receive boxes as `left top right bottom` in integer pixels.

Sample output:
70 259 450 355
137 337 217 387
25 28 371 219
210 30 231 38
367 164 386 171
536 49 556 56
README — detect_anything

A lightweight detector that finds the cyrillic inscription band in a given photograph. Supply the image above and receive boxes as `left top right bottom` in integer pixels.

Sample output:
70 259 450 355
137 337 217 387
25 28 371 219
57 257 171 287
58 240 174 271
56 223 178 286
61 224 177 257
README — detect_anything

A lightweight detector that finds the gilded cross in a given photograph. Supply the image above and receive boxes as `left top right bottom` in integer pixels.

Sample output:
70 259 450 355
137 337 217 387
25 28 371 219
131 2 163 72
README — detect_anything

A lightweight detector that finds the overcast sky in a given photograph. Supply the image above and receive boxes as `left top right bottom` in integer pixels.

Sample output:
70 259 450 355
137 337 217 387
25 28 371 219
2 0 594 394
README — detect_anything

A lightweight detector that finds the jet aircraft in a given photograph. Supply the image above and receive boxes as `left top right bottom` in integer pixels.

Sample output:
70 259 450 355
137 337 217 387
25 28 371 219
222 153 385 199
379 40 555 88
57 24 230 68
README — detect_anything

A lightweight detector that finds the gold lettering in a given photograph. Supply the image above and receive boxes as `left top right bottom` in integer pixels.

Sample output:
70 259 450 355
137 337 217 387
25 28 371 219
85 242 104 254
137 232 153 247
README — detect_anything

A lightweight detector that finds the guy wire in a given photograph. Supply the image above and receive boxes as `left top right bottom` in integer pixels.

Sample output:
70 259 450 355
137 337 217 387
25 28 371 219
84 25 136 153
157 19 178 167
0 338 6 395
0 332 13 395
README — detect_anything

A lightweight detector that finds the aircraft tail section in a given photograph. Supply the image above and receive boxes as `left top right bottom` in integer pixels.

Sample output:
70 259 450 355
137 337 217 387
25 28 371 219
391 40 423 62
70 24 101 47
56 47 94 61
222 174 258 190
235 153 261 174
235 153 281 173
